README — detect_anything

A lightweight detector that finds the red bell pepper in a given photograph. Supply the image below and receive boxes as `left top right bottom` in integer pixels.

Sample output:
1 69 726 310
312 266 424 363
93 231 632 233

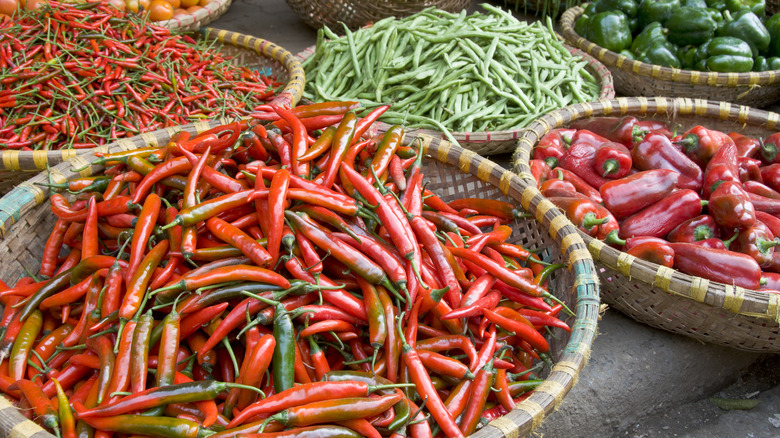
667 242 762 289
559 142 612 190
756 211 780 237
528 159 552 186
708 181 756 229
667 215 720 243
539 177 577 195
547 196 609 237
619 189 703 239
593 141 632 178
693 238 728 250
737 157 763 183
626 241 675 267
760 163 780 192
702 140 740 199
599 169 679 219
728 132 761 158
758 132 780 165
567 129 611 148
762 271 780 289
743 181 780 199
552 168 602 203
632 133 703 192
569 116 645 148
747 192 780 214
730 224 780 268
675 126 735 167
636 120 674 139
533 128 576 168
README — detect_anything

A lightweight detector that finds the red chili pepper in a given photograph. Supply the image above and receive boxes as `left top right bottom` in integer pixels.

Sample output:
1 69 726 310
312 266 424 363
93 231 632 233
728 132 762 158
570 116 645 148
532 128 576 168
743 180 780 199
593 140 632 178
702 139 740 199
547 196 609 237
458 359 495 436
730 224 780 268
632 132 703 192
626 241 675 267
619 189 703 239
758 132 780 165
529 159 553 187
676 125 735 167
667 215 720 243
708 181 756 230
553 168 603 203
599 169 679 218
667 242 762 289
559 142 612 190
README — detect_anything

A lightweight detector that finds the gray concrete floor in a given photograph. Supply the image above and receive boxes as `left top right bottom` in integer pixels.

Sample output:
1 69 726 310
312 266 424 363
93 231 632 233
211 2 780 437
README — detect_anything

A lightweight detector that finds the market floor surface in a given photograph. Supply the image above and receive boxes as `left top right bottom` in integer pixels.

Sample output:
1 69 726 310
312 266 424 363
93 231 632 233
212 1 780 437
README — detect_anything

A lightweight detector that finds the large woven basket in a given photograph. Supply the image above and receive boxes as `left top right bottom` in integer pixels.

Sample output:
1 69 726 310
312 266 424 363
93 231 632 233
284 0 472 31
0 127 600 438
560 5 780 109
0 28 305 196
297 44 615 156
157 0 233 31
513 96 780 352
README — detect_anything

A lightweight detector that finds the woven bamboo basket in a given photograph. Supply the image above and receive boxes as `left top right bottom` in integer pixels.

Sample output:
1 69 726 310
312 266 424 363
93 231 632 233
297 44 615 156
0 128 600 438
560 5 780 109
500 0 583 17
513 96 780 352
284 0 472 32
0 28 305 196
157 0 233 31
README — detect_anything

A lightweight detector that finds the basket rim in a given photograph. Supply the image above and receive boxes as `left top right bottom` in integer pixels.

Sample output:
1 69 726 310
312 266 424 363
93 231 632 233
560 4 780 88
156 0 232 30
512 95 780 326
0 28 304 174
0 124 600 438
296 40 614 154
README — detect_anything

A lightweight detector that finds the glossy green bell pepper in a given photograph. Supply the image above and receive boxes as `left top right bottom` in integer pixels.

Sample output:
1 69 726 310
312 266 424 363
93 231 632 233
636 40 682 68
575 14 591 37
754 56 780 71
705 8 724 22
682 0 708 6
765 12 780 57
586 11 633 52
678 45 699 69
630 21 667 54
619 49 636 60
594 0 639 17
725 0 766 18
706 0 728 10
716 10 770 57
695 36 755 72
666 7 718 46
638 0 681 27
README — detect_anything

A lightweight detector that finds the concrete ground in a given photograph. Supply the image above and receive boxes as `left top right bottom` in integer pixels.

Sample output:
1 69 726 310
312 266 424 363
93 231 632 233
212 1 780 437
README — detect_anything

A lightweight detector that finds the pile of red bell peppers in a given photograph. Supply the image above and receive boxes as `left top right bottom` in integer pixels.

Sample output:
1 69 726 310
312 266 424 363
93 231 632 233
531 115 780 292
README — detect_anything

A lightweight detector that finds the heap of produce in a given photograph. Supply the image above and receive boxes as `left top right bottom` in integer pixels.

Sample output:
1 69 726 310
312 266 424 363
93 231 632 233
0 101 571 437
0 0 215 23
0 1 281 150
531 115 780 291
302 4 601 141
575 0 780 72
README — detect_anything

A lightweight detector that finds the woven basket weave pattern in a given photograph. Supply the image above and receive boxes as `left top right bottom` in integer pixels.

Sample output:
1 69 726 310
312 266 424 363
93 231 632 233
0 28 305 196
513 96 780 352
0 126 599 438
560 5 780 108
157 0 233 31
284 0 473 31
297 44 615 156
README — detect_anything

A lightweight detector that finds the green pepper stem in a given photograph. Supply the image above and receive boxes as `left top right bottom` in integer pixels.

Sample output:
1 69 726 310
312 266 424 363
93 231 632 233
604 229 626 247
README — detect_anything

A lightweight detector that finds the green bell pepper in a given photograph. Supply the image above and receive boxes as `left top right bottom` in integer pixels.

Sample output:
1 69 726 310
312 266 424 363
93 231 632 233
619 49 636 60
706 0 728 10
755 56 780 70
666 7 718 46
630 21 667 54
765 12 780 57
682 0 708 6
575 14 591 37
705 8 725 22
586 11 633 52
636 40 682 68
638 0 681 28
716 10 771 57
725 0 766 18
594 0 639 17
678 45 699 69
695 36 755 72
584 2 599 15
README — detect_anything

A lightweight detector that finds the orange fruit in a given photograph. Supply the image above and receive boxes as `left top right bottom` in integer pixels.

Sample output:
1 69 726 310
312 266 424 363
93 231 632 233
185 4 200 12
147 0 174 21
0 0 18 16
165 0 179 8
180 0 197 7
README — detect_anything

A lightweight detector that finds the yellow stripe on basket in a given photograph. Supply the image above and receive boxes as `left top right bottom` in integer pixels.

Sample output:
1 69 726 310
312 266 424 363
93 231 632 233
767 112 779 130
193 121 212 134
678 98 694 114
115 139 136 150
537 117 552 134
515 146 531 163
689 277 710 302
615 54 626 69
601 99 614 116
654 266 675 292
49 169 68 186
616 252 634 276
587 238 605 260
722 286 745 315
689 70 701 85
9 420 44 438
522 186 541 212
767 294 780 323
555 360 580 377
17 182 45 205
718 101 731 120
694 99 707 116
551 110 565 128
548 215 568 239
32 151 49 170
3 151 20 171
490 416 520 438
537 379 565 404
636 96 649 114
651 64 662 78
568 248 591 267
727 72 739 87
520 399 545 430
437 139 451 164
560 233 579 255
476 159 495 183
418 134 433 155
738 105 751 125
580 101 594 118
140 132 160 147
458 149 476 174
499 170 512 194
515 171 535 183
573 272 600 290
68 156 93 178
617 97 629 114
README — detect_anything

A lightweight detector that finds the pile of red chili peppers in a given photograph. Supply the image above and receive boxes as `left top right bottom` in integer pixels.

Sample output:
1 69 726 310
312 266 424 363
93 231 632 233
531 115 780 292
0 100 571 438
0 1 281 150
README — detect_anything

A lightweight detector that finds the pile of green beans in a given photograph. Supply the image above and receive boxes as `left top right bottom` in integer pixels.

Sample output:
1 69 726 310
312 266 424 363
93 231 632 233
302 4 601 138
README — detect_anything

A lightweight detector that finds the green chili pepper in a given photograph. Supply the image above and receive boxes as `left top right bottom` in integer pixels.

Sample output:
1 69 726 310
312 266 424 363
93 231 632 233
272 302 296 394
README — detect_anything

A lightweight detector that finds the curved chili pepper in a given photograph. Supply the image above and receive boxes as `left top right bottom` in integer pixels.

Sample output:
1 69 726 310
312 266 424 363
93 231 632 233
459 359 495 435
10 309 42 381
242 426 362 438
27 323 72 381
619 189 703 239
120 239 168 320
668 242 762 289
41 219 69 278
131 156 192 204
708 181 756 229
743 180 780 200
12 379 58 431
125 193 161 283
153 264 290 296
72 410 211 438
265 391 402 428
206 217 271 268
632 133 703 192
315 112 357 189
50 195 136 223
483 308 549 352
129 311 153 394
